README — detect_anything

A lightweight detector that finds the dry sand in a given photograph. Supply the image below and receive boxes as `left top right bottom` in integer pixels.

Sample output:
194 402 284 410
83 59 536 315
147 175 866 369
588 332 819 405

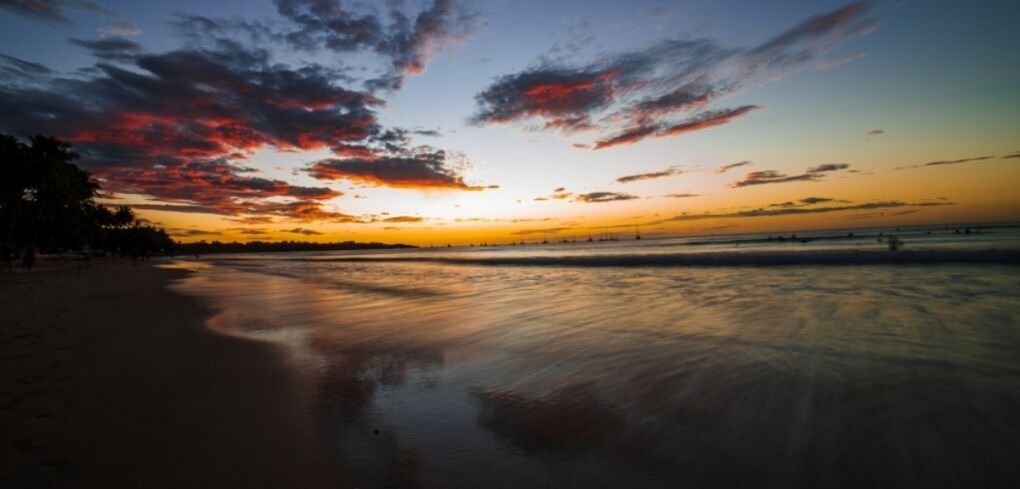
0 259 336 488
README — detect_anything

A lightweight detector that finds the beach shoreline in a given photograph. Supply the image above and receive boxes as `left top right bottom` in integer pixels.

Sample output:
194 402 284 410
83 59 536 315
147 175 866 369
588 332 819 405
0 259 335 488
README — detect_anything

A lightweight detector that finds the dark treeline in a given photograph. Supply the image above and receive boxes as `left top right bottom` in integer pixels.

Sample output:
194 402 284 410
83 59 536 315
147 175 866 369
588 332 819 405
1 134 173 257
2 133 415 260
176 240 416 255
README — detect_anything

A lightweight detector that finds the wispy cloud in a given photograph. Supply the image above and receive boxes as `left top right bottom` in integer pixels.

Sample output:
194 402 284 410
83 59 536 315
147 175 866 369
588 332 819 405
896 155 998 170
615 168 678 184
657 200 951 223
272 0 478 90
924 156 996 166
100 20 142 38
382 216 424 223
285 227 323 235
471 3 875 148
732 171 820 187
69 37 144 62
0 0 111 25
574 191 638 203
593 106 761 149
663 193 699 198
510 226 574 236
533 188 573 201
806 163 850 173
716 160 752 173
733 162 851 187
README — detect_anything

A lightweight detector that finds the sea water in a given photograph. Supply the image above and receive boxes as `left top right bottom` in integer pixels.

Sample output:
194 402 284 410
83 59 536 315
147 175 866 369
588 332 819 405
168 225 1020 488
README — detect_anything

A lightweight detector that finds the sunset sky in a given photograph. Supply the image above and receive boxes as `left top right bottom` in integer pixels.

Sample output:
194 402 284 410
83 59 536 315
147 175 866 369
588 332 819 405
1 0 1018 245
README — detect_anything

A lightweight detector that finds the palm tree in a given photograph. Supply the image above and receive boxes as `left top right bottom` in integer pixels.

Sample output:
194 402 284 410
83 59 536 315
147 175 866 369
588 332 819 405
113 206 135 228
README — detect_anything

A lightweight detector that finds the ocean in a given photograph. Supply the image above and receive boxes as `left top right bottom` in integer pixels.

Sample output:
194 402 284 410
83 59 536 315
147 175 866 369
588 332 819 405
167 224 1020 488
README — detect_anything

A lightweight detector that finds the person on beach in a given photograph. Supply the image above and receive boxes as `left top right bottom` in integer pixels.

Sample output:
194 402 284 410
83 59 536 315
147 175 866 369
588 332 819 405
1 245 12 273
21 247 35 271
886 235 903 252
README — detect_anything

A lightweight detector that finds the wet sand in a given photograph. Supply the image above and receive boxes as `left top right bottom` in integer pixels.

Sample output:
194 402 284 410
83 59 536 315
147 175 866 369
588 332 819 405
0 260 335 488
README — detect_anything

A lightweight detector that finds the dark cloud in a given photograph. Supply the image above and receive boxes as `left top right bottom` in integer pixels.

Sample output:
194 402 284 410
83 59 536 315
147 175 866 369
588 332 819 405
533 189 573 201
1 29 492 219
895 155 999 170
806 163 850 173
102 159 343 219
866 128 884 136
308 148 492 190
233 228 270 235
664 193 699 198
799 197 836 205
924 155 995 166
1003 152 1020 160
273 0 477 90
129 203 229 215
69 37 144 62
285 227 323 235
732 170 821 187
768 196 841 208
472 3 875 147
0 46 384 171
715 160 752 173
615 168 677 184
382 216 424 223
242 200 359 222
510 227 573 236
574 192 638 203
173 228 222 237
471 66 618 131
0 53 53 81
733 162 851 187
0 0 111 25
659 200 951 223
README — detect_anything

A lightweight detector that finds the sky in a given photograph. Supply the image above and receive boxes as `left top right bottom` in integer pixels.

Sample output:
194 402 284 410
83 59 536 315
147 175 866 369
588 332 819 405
0 0 1018 245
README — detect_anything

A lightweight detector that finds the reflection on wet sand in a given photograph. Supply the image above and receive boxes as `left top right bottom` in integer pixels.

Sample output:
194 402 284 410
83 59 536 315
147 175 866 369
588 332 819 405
314 348 443 488
471 383 626 456
170 258 1020 488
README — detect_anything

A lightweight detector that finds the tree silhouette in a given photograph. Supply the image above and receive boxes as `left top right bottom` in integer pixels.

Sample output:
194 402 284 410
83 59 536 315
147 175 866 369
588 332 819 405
0 133 173 256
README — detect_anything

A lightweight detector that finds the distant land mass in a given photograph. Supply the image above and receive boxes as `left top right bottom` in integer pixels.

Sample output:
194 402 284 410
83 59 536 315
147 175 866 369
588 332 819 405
175 240 417 255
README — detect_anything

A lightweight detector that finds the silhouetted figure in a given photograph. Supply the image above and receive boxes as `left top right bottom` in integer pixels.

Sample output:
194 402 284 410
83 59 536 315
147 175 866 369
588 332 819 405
22 247 35 271
1 246 12 273
887 235 903 252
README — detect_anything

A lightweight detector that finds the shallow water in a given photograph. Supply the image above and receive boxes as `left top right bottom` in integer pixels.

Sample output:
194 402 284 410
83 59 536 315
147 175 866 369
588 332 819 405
169 231 1020 488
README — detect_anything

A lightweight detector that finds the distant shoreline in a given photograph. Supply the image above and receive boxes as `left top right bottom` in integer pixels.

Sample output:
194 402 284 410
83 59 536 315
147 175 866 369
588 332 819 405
174 240 417 255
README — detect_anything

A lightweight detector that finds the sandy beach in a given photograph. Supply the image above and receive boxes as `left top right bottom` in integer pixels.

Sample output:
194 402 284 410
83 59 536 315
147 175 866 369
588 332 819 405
0 260 335 488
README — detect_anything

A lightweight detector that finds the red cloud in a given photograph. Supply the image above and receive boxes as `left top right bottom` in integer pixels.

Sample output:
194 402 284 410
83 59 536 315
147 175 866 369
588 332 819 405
309 150 495 191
